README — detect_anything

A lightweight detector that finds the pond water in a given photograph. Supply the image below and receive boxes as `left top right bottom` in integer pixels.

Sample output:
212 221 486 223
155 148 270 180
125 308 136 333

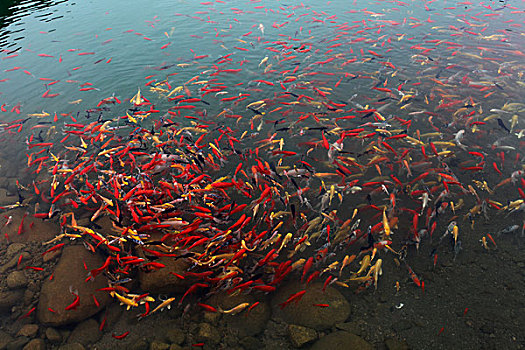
0 1 524 349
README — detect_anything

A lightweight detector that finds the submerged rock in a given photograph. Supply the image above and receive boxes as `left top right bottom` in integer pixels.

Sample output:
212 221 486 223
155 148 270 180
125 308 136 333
165 328 185 345
271 282 350 330
6 243 26 257
57 344 85 350
0 252 30 275
0 188 17 207
310 331 373 350
150 341 170 350
287 324 318 348
0 290 23 313
22 338 45 350
335 320 366 336
7 270 28 289
0 330 14 349
239 336 260 350
138 257 191 294
67 318 101 345
45 327 62 344
207 292 271 337
385 337 409 350
37 246 111 326
16 324 39 338
4 208 57 243
196 323 221 346
6 336 29 350
127 339 149 350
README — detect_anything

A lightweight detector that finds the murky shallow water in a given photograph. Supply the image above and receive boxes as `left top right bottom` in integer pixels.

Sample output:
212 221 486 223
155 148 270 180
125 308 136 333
0 1 524 349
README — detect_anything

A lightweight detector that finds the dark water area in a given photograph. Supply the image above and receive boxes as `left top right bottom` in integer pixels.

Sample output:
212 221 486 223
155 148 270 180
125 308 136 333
0 0 68 51
0 0 524 349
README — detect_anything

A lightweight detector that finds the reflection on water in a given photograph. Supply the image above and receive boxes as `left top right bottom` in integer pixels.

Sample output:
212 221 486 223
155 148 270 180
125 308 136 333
0 1 524 350
0 0 68 50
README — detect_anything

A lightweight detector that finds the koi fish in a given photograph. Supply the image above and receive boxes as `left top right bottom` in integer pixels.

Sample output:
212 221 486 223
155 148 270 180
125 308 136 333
219 302 250 315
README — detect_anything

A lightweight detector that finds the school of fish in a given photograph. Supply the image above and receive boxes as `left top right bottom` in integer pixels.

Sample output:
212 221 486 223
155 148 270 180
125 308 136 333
0 0 524 337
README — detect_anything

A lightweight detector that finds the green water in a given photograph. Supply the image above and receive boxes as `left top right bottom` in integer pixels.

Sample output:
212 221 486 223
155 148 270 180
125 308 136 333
0 1 524 349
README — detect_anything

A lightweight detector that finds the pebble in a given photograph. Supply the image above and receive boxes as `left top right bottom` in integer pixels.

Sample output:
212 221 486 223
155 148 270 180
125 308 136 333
45 327 62 343
165 328 185 345
128 339 149 350
335 321 364 336
0 252 30 274
287 324 318 348
392 319 413 332
16 324 38 338
6 243 26 257
42 249 61 263
23 290 34 306
196 323 221 346
6 270 28 289
149 341 170 350
384 338 409 350
0 330 14 349
22 339 45 350
310 331 373 350
0 188 16 206
202 310 221 324
0 290 23 313
6 336 29 350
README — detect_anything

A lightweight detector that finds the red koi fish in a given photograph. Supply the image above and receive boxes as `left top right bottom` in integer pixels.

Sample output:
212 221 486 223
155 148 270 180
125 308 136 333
112 331 130 339
65 292 80 311
279 290 306 309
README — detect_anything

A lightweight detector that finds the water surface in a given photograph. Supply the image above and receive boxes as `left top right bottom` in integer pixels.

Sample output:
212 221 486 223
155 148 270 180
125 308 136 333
0 1 524 349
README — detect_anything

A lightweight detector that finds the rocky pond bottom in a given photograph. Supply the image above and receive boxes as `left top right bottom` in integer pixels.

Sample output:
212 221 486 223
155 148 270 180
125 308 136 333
0 199 523 350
